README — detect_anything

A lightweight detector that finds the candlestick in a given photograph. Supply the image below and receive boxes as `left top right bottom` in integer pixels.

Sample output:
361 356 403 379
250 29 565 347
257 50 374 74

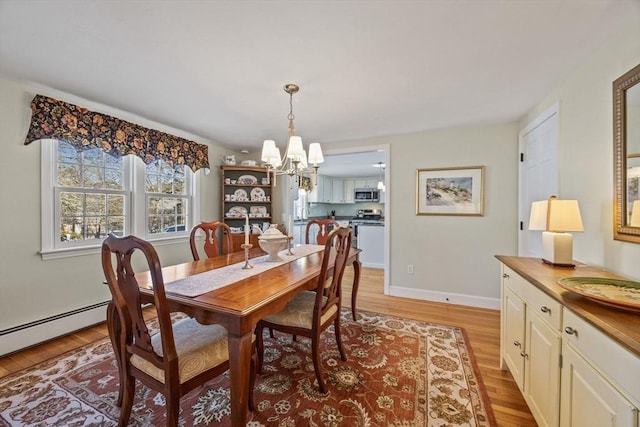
286 235 294 255
245 214 250 245
241 243 253 269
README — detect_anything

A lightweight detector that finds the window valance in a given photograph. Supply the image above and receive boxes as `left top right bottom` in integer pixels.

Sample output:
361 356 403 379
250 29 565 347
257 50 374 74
24 95 210 172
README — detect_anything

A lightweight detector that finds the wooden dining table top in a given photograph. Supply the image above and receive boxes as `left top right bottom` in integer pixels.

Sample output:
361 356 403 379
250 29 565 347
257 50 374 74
135 246 360 325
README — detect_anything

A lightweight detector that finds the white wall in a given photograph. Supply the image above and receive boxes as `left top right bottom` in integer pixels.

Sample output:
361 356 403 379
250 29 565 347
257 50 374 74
519 18 640 280
0 78 232 350
322 122 519 308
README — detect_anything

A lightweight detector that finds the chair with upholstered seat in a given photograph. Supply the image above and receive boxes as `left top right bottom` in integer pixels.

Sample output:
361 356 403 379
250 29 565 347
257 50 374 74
102 234 255 427
255 226 352 393
189 221 233 260
305 218 340 245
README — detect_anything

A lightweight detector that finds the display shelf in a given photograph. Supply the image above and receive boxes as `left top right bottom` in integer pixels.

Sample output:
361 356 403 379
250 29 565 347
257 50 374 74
221 165 274 253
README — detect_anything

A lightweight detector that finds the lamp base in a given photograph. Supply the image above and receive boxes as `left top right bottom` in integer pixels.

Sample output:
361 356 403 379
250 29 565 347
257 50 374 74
541 231 575 268
541 258 575 268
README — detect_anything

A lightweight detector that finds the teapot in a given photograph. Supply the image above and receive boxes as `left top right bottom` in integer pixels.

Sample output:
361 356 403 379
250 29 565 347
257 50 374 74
222 155 236 165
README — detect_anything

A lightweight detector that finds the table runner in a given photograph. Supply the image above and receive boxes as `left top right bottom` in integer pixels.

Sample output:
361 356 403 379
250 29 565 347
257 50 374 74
164 244 325 297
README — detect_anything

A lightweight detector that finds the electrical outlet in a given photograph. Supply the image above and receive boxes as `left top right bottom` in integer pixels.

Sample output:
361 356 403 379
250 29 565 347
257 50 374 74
407 264 414 274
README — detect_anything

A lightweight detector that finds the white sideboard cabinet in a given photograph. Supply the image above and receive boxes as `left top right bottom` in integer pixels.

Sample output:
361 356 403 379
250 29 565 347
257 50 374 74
497 256 640 427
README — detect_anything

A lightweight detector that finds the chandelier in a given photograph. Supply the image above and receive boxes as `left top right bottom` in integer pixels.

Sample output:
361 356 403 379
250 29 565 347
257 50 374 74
261 84 324 188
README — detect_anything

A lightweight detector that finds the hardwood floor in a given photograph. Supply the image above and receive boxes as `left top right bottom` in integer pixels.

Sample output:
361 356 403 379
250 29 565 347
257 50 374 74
0 266 536 426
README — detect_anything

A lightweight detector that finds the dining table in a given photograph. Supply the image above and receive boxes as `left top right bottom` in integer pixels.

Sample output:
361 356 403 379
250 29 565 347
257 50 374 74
107 243 361 427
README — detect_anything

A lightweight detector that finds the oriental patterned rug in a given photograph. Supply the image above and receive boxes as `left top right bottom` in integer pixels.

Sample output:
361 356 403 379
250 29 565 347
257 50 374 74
0 310 496 426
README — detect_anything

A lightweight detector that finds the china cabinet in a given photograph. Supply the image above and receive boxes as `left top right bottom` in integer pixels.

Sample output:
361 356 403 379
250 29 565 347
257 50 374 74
497 256 640 427
221 165 273 251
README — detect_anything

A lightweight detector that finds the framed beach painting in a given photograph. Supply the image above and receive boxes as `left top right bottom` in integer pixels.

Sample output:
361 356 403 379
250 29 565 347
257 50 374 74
416 166 485 216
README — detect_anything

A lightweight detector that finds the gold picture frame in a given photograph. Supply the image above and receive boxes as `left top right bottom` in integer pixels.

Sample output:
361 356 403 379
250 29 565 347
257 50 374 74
416 166 485 216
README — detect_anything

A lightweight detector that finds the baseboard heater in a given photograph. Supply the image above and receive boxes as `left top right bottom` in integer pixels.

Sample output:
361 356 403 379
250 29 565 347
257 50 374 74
0 301 110 357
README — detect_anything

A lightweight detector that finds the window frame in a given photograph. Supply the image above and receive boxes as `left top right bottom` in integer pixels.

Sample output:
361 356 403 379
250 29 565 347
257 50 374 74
40 140 199 260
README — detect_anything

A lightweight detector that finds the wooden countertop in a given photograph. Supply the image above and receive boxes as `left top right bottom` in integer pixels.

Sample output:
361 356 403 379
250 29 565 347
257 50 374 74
496 255 640 358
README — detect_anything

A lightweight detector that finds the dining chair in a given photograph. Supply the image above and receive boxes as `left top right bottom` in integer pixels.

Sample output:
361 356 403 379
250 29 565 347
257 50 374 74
189 221 233 260
305 218 340 245
255 226 352 393
102 234 255 427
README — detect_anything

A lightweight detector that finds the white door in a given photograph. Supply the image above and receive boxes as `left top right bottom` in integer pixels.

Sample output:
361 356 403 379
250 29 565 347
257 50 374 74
519 103 559 257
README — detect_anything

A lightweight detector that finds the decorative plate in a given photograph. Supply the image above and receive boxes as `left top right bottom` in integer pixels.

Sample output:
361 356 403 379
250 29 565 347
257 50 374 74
557 277 640 313
234 189 248 200
227 206 247 217
250 206 267 216
250 187 266 200
238 174 258 185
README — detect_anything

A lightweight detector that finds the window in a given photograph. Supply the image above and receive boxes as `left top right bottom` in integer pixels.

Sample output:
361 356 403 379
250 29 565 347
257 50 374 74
144 160 190 236
41 140 196 259
56 141 129 244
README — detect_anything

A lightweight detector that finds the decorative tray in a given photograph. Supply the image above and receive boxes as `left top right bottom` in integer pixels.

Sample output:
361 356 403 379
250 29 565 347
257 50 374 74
226 206 248 217
237 174 258 185
557 277 640 313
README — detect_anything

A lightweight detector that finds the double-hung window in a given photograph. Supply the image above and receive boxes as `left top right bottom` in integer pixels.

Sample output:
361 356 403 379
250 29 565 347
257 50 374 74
41 140 195 259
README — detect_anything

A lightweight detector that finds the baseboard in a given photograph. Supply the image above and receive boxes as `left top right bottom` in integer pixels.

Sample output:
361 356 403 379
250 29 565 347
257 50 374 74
389 285 500 310
0 302 109 356
361 262 384 269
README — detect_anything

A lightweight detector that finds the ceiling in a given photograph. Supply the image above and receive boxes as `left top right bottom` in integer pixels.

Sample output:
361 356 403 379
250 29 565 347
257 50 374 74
1 0 638 177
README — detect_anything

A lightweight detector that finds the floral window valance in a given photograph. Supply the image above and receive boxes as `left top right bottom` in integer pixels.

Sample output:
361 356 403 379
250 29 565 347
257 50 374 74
24 95 210 172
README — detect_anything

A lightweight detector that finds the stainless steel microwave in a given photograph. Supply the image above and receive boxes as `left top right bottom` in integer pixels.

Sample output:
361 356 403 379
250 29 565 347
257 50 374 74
354 188 379 202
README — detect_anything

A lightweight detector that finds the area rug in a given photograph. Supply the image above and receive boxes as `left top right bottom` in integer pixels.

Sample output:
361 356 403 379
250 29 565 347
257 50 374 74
0 309 496 426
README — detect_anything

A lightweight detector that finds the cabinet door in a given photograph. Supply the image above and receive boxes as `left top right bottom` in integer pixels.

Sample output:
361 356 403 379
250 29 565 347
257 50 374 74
524 311 561 427
354 179 367 188
321 176 333 202
560 343 637 427
309 175 324 203
503 286 526 391
332 179 344 203
343 180 355 203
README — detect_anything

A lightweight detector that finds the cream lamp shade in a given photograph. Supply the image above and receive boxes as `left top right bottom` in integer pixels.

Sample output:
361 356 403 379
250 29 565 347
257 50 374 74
631 200 640 227
529 196 584 267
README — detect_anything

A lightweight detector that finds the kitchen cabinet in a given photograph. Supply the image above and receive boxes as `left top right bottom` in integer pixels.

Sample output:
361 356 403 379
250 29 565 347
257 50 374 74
354 178 378 189
309 175 332 203
332 179 344 203
343 179 355 203
560 310 638 427
357 224 384 268
497 256 640 427
501 266 561 427
330 179 355 203
292 222 307 245
221 165 273 251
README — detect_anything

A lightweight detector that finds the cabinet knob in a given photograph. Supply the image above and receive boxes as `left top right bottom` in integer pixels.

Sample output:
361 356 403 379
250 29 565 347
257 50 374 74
513 340 521 348
540 306 551 314
502 273 510 278
520 351 528 359
564 327 577 335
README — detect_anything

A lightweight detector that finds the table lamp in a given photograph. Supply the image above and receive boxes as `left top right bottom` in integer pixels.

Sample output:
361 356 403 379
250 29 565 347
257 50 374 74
529 195 584 267
630 200 640 227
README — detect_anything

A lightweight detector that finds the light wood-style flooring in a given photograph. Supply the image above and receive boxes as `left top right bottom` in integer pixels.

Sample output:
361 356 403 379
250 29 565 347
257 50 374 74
0 266 536 426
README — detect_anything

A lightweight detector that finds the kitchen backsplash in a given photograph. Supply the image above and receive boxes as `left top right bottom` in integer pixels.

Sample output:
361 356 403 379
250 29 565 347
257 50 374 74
308 202 384 218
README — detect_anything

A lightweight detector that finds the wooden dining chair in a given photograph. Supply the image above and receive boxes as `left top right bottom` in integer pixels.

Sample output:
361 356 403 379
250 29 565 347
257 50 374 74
102 234 255 427
255 226 352 393
305 218 340 245
189 221 233 260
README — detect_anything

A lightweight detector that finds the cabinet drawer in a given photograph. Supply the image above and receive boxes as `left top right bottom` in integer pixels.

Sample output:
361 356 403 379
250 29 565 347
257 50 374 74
563 309 640 407
503 266 561 331
526 284 562 331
